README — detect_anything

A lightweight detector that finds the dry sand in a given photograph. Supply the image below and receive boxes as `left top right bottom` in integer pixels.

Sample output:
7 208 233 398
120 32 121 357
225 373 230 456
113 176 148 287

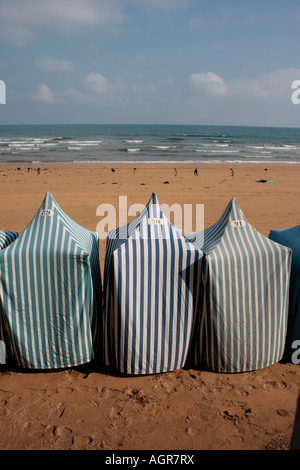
0 163 299 451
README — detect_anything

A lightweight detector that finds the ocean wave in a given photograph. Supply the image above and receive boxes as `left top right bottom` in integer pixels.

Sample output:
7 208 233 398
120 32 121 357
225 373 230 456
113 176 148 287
194 149 239 154
40 143 59 147
245 145 300 153
65 140 102 145
125 140 144 143
153 146 177 150
72 160 101 163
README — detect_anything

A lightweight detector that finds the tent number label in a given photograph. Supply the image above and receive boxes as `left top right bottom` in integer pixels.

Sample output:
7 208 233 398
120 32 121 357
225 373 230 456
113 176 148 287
148 218 163 226
40 209 54 217
231 220 246 228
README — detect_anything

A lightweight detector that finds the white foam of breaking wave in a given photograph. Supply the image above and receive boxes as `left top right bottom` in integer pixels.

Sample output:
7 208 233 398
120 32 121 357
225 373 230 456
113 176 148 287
194 149 239 153
153 146 177 150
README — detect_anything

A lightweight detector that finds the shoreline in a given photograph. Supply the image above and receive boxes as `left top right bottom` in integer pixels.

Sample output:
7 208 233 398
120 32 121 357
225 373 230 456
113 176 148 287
1 161 300 165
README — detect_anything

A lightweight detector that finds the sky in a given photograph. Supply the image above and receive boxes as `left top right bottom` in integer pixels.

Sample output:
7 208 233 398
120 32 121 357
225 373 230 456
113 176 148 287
0 0 300 127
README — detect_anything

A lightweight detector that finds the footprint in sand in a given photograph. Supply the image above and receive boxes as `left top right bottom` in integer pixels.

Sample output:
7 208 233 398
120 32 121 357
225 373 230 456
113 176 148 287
276 409 289 417
262 380 288 391
0 389 14 400
24 388 47 395
54 425 72 438
55 387 74 394
72 435 92 448
98 386 126 400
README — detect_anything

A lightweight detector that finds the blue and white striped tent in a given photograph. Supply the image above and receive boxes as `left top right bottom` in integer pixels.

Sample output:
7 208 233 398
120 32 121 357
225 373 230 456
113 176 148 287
103 193 203 375
0 230 18 250
269 225 300 363
0 192 102 369
185 198 292 373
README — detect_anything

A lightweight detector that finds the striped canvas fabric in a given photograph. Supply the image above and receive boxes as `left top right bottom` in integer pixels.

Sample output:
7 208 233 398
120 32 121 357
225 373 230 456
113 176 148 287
0 230 18 250
0 192 102 369
185 198 292 373
103 193 203 375
269 225 300 362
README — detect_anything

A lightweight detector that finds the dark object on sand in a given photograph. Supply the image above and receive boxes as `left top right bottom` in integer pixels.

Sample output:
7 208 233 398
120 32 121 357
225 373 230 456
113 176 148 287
257 179 279 184
111 168 115 172
174 168 177 176
194 169 198 176
230 168 234 176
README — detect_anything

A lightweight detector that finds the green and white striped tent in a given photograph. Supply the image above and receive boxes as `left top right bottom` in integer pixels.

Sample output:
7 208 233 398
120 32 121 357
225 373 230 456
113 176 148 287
0 230 18 250
0 192 102 369
103 193 203 375
185 198 292 373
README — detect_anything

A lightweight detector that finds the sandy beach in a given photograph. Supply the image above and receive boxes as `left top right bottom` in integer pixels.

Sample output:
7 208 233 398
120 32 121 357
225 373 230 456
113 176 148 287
0 163 299 451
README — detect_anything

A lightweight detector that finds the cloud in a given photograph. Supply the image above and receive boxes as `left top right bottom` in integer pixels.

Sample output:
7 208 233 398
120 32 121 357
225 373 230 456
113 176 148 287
129 0 188 10
30 84 58 103
29 71 157 106
84 73 109 94
34 57 76 73
58 72 129 104
0 0 127 46
189 68 300 101
189 72 228 96
84 72 127 95
257 67 300 97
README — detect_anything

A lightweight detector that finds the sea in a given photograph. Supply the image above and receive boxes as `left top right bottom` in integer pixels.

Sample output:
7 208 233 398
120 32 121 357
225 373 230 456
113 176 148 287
0 124 300 165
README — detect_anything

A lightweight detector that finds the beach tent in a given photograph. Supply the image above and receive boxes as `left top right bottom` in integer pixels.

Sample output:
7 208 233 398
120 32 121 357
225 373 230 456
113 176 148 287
0 230 18 250
185 197 292 373
103 192 203 375
269 225 300 363
0 192 102 369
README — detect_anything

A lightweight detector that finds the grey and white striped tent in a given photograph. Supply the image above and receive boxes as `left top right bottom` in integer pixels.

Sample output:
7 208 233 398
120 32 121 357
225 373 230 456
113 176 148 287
185 197 292 373
103 193 203 375
0 230 18 250
269 225 300 363
0 192 102 369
